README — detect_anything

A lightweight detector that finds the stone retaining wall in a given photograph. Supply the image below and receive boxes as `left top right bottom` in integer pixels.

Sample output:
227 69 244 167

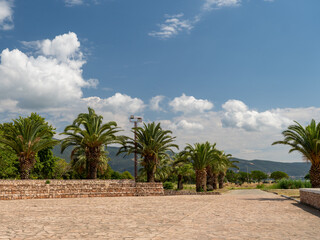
0 180 164 200
300 188 320 210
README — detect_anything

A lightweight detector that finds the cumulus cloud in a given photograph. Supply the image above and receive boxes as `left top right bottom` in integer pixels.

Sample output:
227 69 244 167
221 100 291 131
148 13 195 39
175 120 204 131
83 93 145 114
169 94 213 114
149 95 165 111
65 0 84 6
0 0 13 30
0 32 97 109
203 0 241 10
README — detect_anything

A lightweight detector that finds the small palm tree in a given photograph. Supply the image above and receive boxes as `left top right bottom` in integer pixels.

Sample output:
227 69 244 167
61 108 121 179
173 155 194 190
0 117 59 179
118 122 178 182
180 142 216 192
217 153 238 189
272 119 320 187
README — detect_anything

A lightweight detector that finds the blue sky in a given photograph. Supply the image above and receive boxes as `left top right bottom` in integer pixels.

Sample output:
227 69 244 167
0 0 320 162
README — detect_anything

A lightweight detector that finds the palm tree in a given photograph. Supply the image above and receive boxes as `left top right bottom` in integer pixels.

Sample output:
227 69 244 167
60 107 121 179
272 119 320 187
70 147 109 178
138 156 173 182
0 117 59 179
180 142 216 192
217 153 238 189
172 155 194 190
118 122 178 182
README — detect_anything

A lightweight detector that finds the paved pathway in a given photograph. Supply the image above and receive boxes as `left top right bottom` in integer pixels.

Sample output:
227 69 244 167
0 189 319 239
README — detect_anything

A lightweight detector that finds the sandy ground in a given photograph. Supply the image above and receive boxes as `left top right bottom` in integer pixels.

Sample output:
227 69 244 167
0 189 319 240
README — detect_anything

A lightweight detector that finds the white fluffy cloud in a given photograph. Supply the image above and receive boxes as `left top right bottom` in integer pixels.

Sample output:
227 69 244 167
0 32 96 109
169 94 213 114
203 0 241 10
0 0 13 30
149 95 165 111
148 14 194 39
221 100 291 131
65 0 84 6
175 120 204 131
83 93 145 114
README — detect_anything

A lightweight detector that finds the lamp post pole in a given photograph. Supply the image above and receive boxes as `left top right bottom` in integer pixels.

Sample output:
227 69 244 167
130 115 142 182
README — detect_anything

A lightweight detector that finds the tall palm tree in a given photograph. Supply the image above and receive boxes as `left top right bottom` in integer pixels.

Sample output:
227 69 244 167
272 119 320 188
0 117 59 179
118 122 178 182
60 107 121 179
180 142 216 192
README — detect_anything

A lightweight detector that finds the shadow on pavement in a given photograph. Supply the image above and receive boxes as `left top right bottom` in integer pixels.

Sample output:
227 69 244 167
292 202 320 218
243 198 288 202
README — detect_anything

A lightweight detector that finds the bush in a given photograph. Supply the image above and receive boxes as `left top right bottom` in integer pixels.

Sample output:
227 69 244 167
256 184 265 189
275 179 312 189
163 181 174 190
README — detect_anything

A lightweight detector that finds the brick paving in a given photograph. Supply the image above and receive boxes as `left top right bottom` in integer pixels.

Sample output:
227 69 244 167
0 189 319 239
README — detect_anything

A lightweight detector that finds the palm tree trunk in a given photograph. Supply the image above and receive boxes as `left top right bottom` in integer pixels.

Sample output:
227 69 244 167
212 173 218 190
19 156 34 179
196 169 207 192
218 172 225 189
86 147 100 179
177 174 183 190
206 166 215 190
147 169 155 182
310 164 320 188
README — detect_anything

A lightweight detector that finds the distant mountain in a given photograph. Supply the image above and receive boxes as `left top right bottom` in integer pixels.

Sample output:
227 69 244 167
52 145 310 178
231 158 310 178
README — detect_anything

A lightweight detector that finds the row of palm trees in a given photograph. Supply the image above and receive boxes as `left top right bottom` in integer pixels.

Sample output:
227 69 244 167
1 108 320 189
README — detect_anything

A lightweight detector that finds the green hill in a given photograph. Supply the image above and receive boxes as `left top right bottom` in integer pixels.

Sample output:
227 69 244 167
52 145 310 178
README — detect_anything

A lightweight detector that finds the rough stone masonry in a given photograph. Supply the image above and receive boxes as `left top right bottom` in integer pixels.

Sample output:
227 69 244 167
0 179 164 200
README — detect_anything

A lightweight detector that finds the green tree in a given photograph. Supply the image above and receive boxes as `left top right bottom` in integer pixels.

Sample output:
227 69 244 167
238 171 250 185
118 122 178 182
272 119 320 187
0 116 59 179
270 171 289 181
0 146 19 179
304 173 310 180
251 170 268 183
225 170 238 184
52 158 70 179
180 142 216 192
121 171 134 179
61 107 121 179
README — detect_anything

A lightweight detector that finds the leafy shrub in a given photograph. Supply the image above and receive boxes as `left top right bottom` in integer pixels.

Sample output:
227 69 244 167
163 181 174 190
275 179 311 189
256 184 265 189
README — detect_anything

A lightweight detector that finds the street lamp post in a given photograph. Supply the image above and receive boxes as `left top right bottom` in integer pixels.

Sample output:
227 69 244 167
129 115 143 182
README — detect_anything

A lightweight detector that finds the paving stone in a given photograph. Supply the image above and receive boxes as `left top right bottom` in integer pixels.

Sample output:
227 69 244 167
0 190 319 239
